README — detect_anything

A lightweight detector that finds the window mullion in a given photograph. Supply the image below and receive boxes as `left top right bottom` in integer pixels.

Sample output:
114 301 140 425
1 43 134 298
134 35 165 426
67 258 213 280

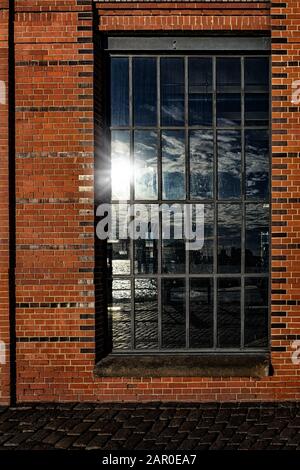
241 56 245 350
213 56 218 350
157 56 162 350
185 56 189 349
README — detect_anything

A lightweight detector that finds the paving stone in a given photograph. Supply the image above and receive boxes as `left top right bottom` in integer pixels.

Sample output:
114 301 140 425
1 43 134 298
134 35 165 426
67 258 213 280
42 431 64 446
72 431 97 448
0 402 300 450
3 431 33 447
55 435 78 449
85 434 110 450
68 421 92 436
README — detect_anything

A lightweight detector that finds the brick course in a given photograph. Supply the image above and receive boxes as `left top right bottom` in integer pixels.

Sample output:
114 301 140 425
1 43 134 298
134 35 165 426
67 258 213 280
0 0 300 404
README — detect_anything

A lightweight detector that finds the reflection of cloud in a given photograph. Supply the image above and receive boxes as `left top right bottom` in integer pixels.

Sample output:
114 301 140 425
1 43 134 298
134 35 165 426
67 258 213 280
218 131 241 176
246 131 269 197
246 204 269 230
190 131 213 177
218 204 241 232
134 132 158 199
161 104 183 123
162 132 185 170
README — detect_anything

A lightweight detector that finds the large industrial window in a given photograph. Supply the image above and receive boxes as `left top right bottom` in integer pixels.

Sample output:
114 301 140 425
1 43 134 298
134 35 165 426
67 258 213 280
106 54 270 354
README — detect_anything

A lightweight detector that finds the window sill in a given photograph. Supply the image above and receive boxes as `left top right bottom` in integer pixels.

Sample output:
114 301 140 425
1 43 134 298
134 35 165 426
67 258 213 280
94 353 270 378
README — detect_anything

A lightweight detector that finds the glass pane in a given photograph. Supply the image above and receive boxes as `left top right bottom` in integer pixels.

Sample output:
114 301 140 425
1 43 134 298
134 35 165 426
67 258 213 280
190 130 213 199
161 58 184 126
162 205 185 273
133 57 157 126
217 278 241 348
245 93 269 126
189 58 212 126
189 94 212 127
107 204 131 276
217 94 241 127
217 58 241 92
162 279 186 349
190 278 213 348
135 239 158 274
246 204 269 273
111 58 129 126
108 240 131 276
218 130 241 199
189 57 212 92
190 204 213 274
245 57 269 92
245 130 269 200
111 131 131 200
162 130 185 200
135 279 158 349
218 204 241 273
134 204 158 274
245 278 268 348
109 279 131 350
134 131 158 200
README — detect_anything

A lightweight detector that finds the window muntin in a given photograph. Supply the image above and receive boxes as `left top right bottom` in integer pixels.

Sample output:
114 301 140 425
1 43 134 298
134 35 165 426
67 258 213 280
108 54 270 353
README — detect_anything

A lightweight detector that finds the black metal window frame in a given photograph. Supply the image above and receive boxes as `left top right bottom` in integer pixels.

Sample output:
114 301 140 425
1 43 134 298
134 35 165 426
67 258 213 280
106 45 271 356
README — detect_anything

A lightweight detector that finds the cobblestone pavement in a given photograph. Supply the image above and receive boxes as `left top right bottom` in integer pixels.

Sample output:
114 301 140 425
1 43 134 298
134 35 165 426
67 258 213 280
0 403 300 450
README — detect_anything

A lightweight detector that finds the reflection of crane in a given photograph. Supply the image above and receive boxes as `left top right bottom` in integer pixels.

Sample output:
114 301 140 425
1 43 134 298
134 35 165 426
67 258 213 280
260 231 269 266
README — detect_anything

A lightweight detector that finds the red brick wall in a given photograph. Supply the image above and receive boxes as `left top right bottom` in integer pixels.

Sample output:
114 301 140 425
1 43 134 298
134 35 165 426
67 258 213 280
1 0 300 404
0 0 10 405
97 2 270 31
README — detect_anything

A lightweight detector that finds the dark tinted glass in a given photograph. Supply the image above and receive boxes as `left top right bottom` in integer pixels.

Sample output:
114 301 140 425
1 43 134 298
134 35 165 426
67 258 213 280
218 130 241 199
245 57 269 91
245 130 269 200
217 58 241 92
218 204 241 273
245 93 269 126
109 279 131 350
189 58 213 92
190 130 213 199
245 278 268 348
246 204 269 273
217 94 241 127
134 204 158 274
217 278 241 348
190 278 213 348
162 130 185 200
190 204 214 274
134 130 158 200
135 239 158 274
111 58 129 126
161 58 185 126
189 94 213 127
133 58 157 126
162 279 186 348
162 205 185 273
135 279 158 349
